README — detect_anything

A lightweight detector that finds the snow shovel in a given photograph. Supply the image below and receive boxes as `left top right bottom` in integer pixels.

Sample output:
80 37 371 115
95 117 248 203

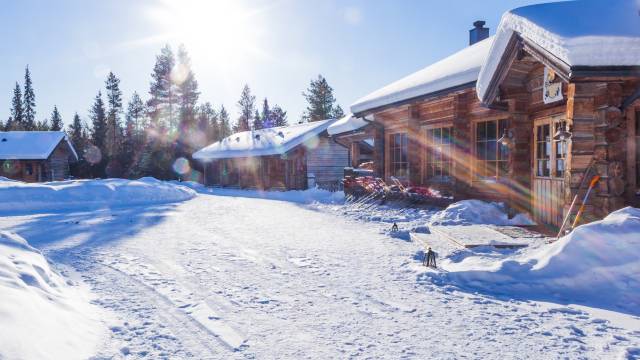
556 160 596 239
570 175 601 231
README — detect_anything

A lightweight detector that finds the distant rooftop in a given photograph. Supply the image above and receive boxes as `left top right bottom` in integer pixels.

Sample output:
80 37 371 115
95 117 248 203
0 131 78 160
192 120 336 160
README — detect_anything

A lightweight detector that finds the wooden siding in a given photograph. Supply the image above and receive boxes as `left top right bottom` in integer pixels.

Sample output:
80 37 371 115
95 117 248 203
306 136 349 186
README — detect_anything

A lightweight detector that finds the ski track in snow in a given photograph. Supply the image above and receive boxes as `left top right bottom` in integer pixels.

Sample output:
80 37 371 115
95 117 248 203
2 194 639 359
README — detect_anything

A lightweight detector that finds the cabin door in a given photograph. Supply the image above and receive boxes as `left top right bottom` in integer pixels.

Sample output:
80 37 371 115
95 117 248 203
532 117 567 228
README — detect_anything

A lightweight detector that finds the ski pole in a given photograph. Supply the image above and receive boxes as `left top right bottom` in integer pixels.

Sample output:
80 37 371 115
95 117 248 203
571 175 600 230
556 160 596 239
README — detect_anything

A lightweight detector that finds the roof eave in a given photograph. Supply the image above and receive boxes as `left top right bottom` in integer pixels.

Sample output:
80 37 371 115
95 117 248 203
352 81 477 118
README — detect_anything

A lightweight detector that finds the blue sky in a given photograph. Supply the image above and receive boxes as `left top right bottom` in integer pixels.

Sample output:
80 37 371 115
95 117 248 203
0 0 543 127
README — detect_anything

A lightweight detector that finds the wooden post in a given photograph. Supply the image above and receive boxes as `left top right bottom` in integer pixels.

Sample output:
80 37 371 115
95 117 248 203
350 142 360 168
452 92 472 196
408 105 421 185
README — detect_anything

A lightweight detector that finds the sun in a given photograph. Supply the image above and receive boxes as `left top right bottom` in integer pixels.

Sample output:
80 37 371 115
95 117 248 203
147 0 268 70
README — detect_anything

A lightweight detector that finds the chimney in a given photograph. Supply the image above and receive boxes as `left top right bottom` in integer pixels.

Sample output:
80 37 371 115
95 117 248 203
469 20 489 45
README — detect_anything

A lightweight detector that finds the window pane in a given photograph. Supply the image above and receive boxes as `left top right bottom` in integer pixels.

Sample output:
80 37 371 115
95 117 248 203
433 128 441 143
442 128 451 144
477 141 486 160
487 161 497 178
556 159 565 178
477 122 486 141
499 161 509 178
487 141 497 160
486 121 497 140
499 142 509 160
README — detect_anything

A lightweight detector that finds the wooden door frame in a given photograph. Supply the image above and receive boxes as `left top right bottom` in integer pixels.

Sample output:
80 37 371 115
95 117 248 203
531 114 566 227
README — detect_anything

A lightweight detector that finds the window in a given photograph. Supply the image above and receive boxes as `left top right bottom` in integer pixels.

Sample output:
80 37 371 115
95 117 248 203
25 163 33 176
425 127 453 180
535 118 567 178
475 119 509 179
554 120 568 178
636 111 640 188
389 133 408 178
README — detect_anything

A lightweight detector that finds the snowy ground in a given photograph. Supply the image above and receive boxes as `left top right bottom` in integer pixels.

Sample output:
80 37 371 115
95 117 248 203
1 182 639 359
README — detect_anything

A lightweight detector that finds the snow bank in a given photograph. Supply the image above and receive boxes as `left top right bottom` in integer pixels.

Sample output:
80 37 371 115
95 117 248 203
435 207 640 313
0 231 106 359
428 200 534 226
211 187 345 204
0 177 196 213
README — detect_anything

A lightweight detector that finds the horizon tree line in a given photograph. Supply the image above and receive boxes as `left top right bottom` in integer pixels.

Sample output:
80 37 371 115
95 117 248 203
3 45 345 181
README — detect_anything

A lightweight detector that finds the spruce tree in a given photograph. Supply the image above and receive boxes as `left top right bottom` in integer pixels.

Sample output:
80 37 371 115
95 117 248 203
90 91 107 157
9 82 24 130
36 119 50 131
197 102 218 143
301 75 342 122
332 104 345 119
67 113 91 178
271 105 288 127
236 85 255 132
219 105 231 138
23 66 36 131
50 106 63 131
260 98 272 128
105 72 124 177
68 113 84 147
252 109 263 130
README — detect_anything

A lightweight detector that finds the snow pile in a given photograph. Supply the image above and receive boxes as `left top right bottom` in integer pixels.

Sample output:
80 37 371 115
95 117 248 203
435 207 640 313
0 231 106 359
212 187 345 204
428 200 534 226
0 177 196 212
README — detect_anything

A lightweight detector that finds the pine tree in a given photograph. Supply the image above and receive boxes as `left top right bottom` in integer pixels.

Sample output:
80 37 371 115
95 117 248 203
126 92 145 132
36 118 50 131
332 104 345 119
196 102 218 143
301 75 342 122
219 105 231 138
9 82 24 130
50 106 63 131
68 113 84 147
260 98 272 128
271 105 288 127
175 44 200 160
23 66 36 131
104 72 124 177
148 45 176 130
236 85 255 132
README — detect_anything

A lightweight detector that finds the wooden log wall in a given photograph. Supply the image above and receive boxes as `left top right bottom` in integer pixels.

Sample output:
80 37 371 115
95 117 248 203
306 136 349 185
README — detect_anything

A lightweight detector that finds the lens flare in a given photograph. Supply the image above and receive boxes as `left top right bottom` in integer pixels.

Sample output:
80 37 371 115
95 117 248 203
84 145 102 165
173 157 191 175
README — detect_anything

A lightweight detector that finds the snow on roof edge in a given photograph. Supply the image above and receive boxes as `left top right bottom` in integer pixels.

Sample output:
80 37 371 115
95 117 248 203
192 119 336 160
350 37 494 115
477 0 640 102
327 114 369 136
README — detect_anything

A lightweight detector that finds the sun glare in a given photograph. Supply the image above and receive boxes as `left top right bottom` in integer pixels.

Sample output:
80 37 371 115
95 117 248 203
147 0 268 69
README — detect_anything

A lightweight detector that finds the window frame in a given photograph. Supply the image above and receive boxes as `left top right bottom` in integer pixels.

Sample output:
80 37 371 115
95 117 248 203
473 118 509 181
424 126 453 182
388 132 409 179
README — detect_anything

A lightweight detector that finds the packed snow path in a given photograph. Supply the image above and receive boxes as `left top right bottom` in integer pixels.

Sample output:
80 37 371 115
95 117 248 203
3 193 639 359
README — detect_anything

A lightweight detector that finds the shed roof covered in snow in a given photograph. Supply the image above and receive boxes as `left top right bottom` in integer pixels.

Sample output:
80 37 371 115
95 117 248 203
350 37 494 115
193 119 337 160
327 114 369 136
0 131 78 160
477 0 640 102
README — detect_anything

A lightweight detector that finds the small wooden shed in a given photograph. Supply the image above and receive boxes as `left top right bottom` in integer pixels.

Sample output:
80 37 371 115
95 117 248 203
193 120 349 190
0 131 79 182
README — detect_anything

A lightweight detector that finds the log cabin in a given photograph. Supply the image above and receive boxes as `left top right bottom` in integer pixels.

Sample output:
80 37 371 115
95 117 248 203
331 0 640 231
0 131 78 182
193 119 349 190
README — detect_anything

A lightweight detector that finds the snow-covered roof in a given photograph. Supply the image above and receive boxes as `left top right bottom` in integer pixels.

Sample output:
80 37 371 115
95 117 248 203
0 131 78 160
193 120 336 160
351 36 494 115
477 0 640 101
327 114 369 136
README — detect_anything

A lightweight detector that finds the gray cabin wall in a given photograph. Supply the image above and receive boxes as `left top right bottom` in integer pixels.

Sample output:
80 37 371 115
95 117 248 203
306 136 349 187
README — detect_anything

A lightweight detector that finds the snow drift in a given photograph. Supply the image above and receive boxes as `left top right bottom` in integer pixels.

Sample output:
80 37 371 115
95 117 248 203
434 207 640 313
0 231 106 359
211 187 345 204
428 200 534 226
0 177 196 213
